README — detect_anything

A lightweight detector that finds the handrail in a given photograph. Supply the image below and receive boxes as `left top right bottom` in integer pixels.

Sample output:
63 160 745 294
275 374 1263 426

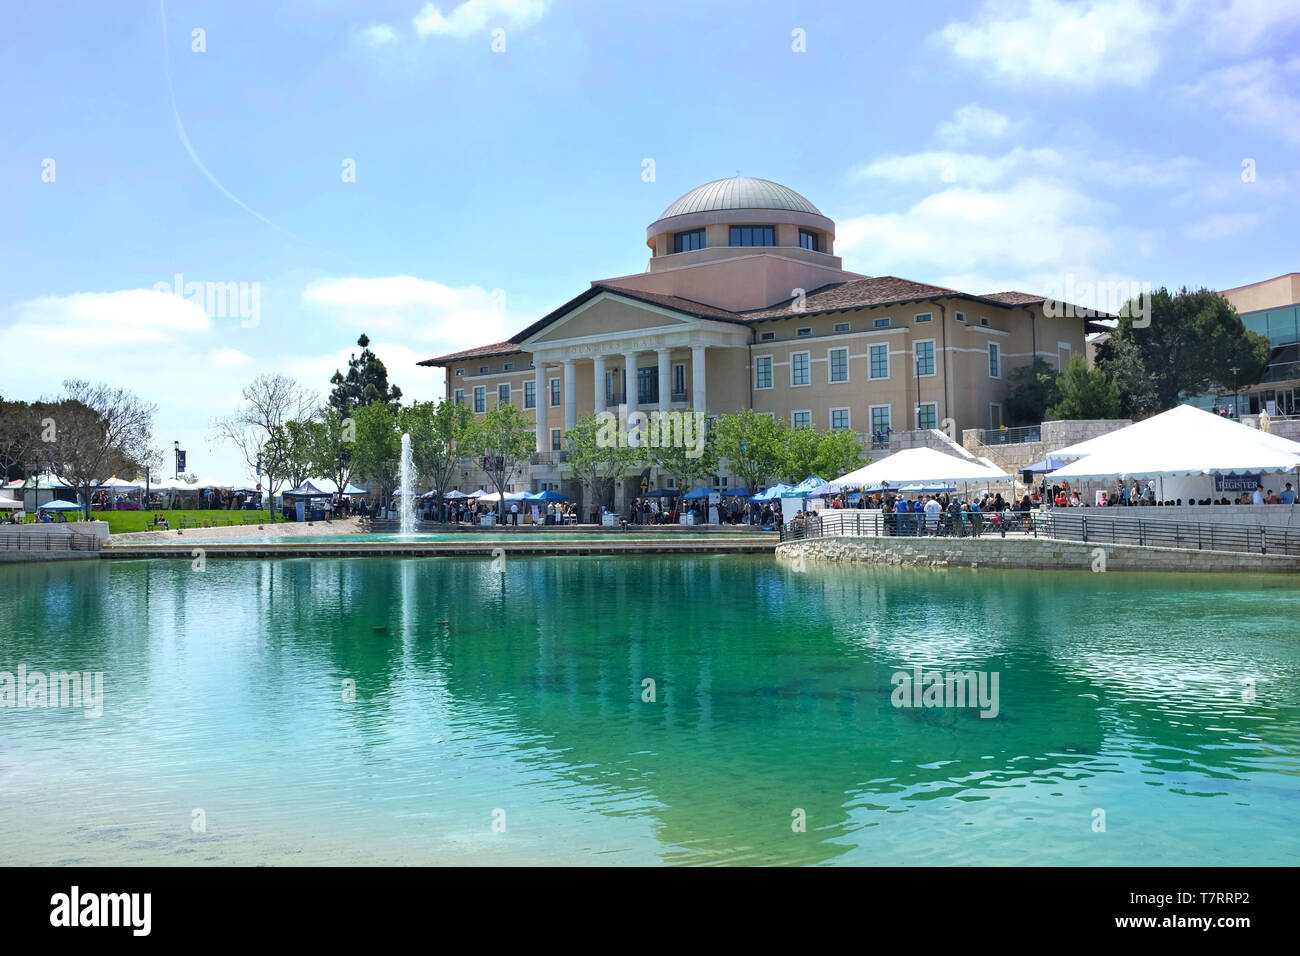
0 530 101 552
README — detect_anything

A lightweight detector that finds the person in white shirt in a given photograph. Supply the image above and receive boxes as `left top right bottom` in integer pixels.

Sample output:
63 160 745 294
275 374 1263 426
510 501 519 525
923 496 942 534
1252 485 1266 506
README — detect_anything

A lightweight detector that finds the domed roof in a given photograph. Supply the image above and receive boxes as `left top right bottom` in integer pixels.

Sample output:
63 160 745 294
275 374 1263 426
655 177 822 221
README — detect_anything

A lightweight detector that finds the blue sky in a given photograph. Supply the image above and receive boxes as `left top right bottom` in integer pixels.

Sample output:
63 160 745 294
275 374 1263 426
3 0 1299 479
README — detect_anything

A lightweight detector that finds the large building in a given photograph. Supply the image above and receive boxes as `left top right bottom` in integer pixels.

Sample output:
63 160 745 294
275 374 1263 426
1212 273 1300 417
421 177 1097 498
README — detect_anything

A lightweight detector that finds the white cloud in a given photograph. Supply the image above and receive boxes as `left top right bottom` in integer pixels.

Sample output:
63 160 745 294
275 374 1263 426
9 289 211 345
936 103 1011 146
360 24 399 48
413 0 550 39
301 275 518 349
1185 211 1261 239
1182 57 1300 145
1201 0 1300 53
853 146 1067 187
935 0 1165 87
837 178 1116 293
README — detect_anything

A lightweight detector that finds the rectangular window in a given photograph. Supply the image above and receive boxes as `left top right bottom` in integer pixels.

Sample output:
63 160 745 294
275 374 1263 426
755 355 773 390
915 312 933 323
455 368 465 376
1059 342 1072 371
605 371 614 403
730 225 775 246
498 383 511 405
955 312 966 323
790 351 810 386
792 410 812 429
672 363 685 397
760 331 775 341
524 380 536 409
988 342 1000 378
637 366 659 405
550 378 561 406
870 405 891 436
874 317 891 329
454 389 465 406
551 429 562 451
834 321 850 333
503 363 514 371
870 344 889 379
830 408 850 431
673 228 706 253
479 365 489 374
798 229 819 251
829 347 849 383
915 340 935 376
980 317 990 327
917 403 938 430
796 327 811 337
473 386 486 413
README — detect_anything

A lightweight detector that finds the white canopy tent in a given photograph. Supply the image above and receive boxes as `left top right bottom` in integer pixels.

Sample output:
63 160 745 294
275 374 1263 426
834 447 1011 489
1048 405 1300 481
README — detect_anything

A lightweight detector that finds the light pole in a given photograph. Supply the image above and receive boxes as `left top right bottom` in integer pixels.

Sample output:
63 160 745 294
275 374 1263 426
173 440 180 479
1230 366 1240 418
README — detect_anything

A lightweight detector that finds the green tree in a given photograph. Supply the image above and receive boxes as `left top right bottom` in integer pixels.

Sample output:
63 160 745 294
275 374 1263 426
644 420 718 494
464 404 535 519
1047 354 1122 420
712 409 788 493
1096 287 1270 413
565 414 644 515
305 407 359 496
400 399 473 520
329 333 402 414
781 425 865 482
0 397 42 483
350 402 400 502
1004 358 1063 425
1099 334 1160 418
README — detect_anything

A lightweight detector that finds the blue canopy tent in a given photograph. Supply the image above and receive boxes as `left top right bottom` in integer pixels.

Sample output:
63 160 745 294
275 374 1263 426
681 486 713 500
37 499 83 511
780 476 832 499
282 480 332 521
1023 457 1068 474
751 484 792 502
639 488 677 497
525 489 569 502
720 488 750 497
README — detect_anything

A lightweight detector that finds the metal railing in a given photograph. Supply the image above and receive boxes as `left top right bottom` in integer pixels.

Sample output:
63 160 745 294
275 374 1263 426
971 425 1042 445
779 509 1036 542
0 531 101 552
1039 511 1300 556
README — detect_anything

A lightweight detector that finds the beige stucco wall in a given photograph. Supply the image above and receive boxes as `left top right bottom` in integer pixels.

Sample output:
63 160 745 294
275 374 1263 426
1221 273 1300 313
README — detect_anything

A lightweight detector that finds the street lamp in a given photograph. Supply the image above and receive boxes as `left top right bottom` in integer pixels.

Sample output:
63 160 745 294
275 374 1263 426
1230 366 1240 418
173 440 180 479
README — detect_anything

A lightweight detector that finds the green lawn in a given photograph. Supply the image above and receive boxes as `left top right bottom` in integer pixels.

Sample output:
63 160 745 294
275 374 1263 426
20 509 277 533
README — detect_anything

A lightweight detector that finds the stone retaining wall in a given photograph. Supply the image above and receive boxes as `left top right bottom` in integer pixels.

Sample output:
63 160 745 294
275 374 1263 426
777 535 1300 574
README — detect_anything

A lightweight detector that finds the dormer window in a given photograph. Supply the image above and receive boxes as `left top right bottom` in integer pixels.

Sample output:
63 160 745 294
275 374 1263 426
673 229 705 253
730 225 775 247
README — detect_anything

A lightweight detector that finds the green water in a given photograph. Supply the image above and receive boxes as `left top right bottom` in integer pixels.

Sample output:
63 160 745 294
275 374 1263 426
1 555 1297 865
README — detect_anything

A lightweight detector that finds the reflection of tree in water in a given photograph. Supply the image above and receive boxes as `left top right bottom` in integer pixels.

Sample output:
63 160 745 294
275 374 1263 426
7 557 1295 863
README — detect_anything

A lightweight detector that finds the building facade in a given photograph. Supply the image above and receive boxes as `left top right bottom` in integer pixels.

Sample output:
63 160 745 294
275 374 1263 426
421 177 1095 495
1213 273 1300 417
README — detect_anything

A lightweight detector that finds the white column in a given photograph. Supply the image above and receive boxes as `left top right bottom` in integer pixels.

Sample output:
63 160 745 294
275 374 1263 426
622 351 639 406
657 348 671 413
593 354 607 415
691 345 707 415
534 360 547 453
563 359 577 433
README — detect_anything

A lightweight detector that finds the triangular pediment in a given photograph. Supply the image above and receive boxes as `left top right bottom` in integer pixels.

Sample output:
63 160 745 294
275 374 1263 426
527 291 693 345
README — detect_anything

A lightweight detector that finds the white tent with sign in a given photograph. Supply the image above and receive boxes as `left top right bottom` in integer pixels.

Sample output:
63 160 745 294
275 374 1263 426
834 447 1011 489
1047 405 1300 481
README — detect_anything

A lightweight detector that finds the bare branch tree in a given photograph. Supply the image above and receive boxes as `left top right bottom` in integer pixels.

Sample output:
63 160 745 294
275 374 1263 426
37 380 157 519
211 375 315 520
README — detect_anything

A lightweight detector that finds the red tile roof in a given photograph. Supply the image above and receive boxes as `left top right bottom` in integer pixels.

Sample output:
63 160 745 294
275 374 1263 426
418 341 523 366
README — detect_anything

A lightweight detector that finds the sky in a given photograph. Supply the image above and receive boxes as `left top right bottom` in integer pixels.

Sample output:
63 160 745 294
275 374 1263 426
3 0 1299 480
